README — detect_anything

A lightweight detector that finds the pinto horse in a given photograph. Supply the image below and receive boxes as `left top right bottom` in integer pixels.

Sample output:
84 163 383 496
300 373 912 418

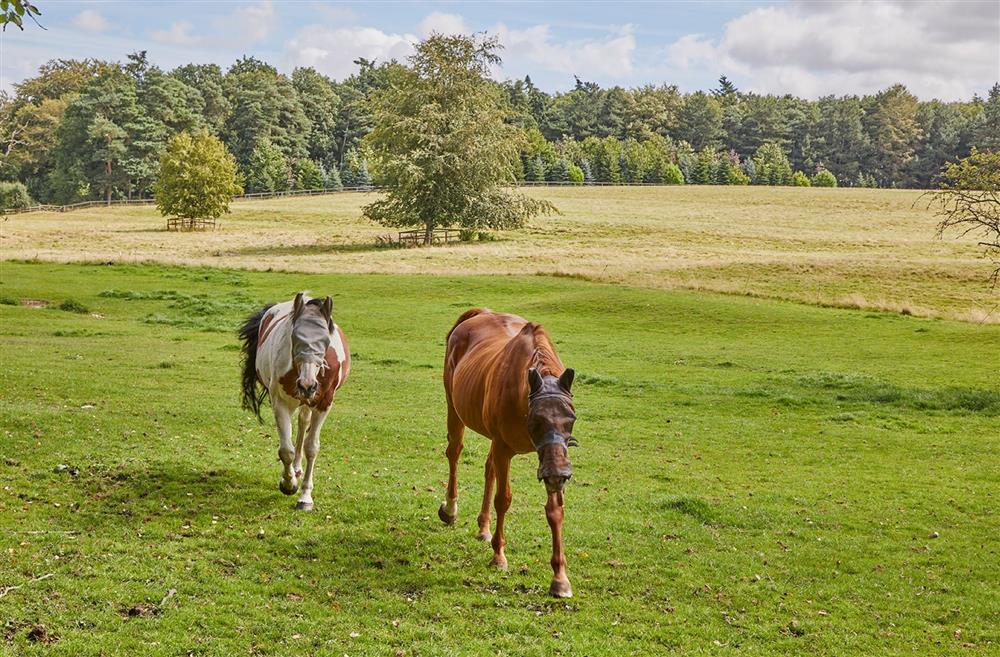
441 308 578 598
239 293 350 510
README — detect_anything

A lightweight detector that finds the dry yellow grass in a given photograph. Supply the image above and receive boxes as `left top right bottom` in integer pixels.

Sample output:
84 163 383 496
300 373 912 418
2 185 995 322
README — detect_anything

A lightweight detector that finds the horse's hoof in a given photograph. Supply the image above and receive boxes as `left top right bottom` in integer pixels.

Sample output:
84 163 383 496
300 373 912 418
476 530 493 542
279 479 298 495
438 503 457 525
490 555 508 571
549 579 573 598
295 501 314 512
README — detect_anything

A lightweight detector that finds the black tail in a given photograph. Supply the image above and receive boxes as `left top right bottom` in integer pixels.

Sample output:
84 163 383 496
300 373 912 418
238 304 274 421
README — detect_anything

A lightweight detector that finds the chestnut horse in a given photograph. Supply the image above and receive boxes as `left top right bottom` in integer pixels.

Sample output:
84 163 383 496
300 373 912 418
238 293 350 510
440 308 578 598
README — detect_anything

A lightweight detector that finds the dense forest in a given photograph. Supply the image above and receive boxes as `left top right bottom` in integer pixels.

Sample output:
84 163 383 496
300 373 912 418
1 50 998 206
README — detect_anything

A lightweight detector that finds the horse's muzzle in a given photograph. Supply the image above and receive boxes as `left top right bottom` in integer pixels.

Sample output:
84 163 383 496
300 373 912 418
543 474 571 493
297 381 318 398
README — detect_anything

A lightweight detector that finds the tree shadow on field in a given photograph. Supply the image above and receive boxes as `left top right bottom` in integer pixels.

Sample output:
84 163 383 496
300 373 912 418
222 242 384 257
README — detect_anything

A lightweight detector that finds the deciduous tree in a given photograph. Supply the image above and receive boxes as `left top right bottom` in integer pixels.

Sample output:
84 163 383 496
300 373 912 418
363 34 554 243
154 130 241 227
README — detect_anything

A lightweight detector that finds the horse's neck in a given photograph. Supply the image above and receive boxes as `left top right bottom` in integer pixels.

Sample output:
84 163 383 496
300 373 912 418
526 330 563 377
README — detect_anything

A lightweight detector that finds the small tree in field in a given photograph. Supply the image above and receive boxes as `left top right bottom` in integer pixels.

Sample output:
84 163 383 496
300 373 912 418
154 131 242 230
812 169 837 187
364 34 554 243
930 148 1000 286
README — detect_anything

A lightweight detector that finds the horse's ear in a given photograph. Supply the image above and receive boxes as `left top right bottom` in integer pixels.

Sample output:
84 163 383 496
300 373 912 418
322 296 333 327
528 368 542 395
293 292 305 320
559 368 575 393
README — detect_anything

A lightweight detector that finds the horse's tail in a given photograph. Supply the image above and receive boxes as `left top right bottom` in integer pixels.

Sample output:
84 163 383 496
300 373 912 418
447 307 489 341
238 304 274 421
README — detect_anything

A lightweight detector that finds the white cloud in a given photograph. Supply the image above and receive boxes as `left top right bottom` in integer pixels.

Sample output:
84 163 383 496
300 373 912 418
283 14 636 85
494 23 636 80
73 9 109 33
665 0 1000 99
216 0 276 47
285 26 417 78
151 21 201 47
418 12 468 38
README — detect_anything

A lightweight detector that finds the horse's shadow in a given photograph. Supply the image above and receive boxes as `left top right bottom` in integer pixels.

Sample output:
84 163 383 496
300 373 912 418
61 460 451 595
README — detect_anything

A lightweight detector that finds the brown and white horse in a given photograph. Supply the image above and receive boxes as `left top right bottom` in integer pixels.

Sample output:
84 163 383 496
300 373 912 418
239 293 350 510
441 308 578 598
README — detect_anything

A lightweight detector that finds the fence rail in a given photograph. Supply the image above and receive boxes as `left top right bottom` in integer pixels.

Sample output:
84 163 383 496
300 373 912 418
0 185 379 216
1 181 690 216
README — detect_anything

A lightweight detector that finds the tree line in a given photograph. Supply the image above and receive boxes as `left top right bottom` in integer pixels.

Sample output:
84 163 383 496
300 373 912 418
2 50 998 206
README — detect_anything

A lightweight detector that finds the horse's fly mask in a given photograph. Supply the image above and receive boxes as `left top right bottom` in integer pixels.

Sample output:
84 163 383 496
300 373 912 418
291 312 331 365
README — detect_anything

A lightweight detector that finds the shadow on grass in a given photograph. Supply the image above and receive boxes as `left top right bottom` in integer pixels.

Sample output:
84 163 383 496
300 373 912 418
222 242 384 257
45 460 445 595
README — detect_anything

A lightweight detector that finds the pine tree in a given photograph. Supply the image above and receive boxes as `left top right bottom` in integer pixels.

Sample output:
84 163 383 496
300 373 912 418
243 137 287 193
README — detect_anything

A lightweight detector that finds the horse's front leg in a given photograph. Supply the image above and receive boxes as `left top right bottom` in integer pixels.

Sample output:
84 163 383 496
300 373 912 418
546 490 572 598
273 400 298 495
490 446 513 570
292 406 312 481
296 408 328 511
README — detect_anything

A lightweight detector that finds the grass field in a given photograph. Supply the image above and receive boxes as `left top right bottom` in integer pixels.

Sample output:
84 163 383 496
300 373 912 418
2 186 996 323
1 261 997 656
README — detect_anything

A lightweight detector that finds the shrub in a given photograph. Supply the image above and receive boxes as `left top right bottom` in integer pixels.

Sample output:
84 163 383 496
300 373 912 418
0 181 32 210
812 169 838 187
292 159 325 190
58 299 90 314
724 164 750 185
567 162 584 184
662 163 685 185
792 171 812 187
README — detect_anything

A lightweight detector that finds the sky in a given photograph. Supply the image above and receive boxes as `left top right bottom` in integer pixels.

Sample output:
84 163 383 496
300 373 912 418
2 0 999 100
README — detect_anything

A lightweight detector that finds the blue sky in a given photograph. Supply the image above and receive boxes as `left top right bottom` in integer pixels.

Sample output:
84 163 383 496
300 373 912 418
2 1 998 100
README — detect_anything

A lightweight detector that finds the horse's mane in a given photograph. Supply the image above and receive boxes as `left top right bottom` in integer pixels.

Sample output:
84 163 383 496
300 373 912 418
520 323 562 376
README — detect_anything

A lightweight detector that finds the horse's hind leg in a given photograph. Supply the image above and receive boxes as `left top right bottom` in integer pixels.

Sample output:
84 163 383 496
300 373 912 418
476 444 495 542
438 403 465 525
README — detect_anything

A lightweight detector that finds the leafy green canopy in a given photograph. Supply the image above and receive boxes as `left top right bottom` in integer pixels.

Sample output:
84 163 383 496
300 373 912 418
363 34 554 239
154 131 241 220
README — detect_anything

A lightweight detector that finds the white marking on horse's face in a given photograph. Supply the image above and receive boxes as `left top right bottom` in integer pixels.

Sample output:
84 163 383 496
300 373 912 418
297 361 321 398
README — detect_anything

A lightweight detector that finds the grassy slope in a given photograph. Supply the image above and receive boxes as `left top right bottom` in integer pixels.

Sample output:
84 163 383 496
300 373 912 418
0 262 997 656
2 186 995 322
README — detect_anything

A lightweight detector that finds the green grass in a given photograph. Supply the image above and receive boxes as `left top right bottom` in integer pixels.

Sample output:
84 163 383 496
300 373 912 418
1 261 998 656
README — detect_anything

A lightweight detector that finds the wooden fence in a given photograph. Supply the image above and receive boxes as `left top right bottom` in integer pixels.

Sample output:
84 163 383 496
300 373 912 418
395 228 463 246
0 181 685 216
0 185 377 216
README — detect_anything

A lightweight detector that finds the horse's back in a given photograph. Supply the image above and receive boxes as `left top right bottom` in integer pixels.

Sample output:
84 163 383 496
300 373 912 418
445 309 532 440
